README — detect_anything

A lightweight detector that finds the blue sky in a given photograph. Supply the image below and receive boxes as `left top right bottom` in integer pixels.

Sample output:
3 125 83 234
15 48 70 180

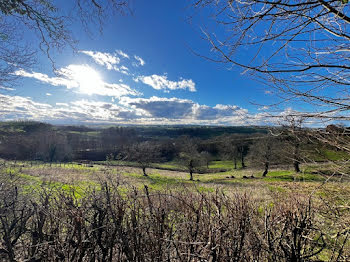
0 0 290 126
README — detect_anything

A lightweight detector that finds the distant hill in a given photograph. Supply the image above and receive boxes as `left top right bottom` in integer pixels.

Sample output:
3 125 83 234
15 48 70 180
0 121 52 135
120 125 268 139
0 121 268 139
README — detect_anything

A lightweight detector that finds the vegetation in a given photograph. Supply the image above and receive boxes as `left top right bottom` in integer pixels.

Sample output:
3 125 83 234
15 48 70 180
0 166 349 261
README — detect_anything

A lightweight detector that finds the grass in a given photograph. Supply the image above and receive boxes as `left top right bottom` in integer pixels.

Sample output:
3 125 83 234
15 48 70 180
123 172 189 190
1 163 104 195
153 162 185 170
0 160 347 200
307 148 350 162
323 149 350 161
68 131 99 137
155 160 241 171
263 170 325 182
96 160 239 172
208 160 240 169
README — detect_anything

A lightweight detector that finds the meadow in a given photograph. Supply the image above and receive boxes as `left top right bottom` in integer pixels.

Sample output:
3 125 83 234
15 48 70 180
1 159 350 261
2 159 340 194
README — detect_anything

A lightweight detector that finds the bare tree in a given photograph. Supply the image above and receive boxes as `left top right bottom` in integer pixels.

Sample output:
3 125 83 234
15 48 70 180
193 1 350 125
220 137 239 169
200 151 212 169
177 136 203 180
126 141 161 176
34 127 72 163
247 135 283 177
283 117 305 173
220 135 249 169
237 142 248 169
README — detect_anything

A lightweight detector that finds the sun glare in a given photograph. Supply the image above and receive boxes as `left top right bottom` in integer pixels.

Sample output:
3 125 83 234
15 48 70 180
69 65 103 95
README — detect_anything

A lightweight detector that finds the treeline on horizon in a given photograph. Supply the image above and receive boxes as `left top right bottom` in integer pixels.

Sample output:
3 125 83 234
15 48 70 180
0 121 346 174
0 121 265 160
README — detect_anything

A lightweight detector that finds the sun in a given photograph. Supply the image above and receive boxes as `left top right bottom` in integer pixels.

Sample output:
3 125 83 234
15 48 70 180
68 65 103 95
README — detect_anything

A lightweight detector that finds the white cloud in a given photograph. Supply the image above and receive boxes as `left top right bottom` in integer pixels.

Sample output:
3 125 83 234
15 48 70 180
0 86 15 91
46 93 52 96
134 55 145 66
116 50 130 59
258 106 269 111
0 94 52 120
121 96 194 118
56 102 69 106
80 50 130 74
15 65 140 98
120 96 249 124
0 94 141 123
135 74 196 92
14 69 74 87
80 50 120 70
119 65 129 75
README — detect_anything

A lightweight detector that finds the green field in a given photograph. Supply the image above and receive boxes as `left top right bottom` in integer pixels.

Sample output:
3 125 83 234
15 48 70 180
2 159 347 195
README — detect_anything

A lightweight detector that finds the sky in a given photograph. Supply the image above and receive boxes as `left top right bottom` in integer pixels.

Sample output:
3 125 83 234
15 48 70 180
0 0 291 126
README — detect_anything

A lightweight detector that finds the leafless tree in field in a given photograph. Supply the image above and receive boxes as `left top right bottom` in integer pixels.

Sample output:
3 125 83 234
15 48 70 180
220 135 240 169
247 135 284 176
177 136 203 180
200 150 212 169
220 134 250 169
125 141 161 176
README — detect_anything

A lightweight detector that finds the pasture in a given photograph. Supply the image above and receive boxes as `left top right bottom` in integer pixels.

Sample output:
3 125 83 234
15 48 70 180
2 159 349 198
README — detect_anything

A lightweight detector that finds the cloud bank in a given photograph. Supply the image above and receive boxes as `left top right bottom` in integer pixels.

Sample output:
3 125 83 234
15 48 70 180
0 93 265 125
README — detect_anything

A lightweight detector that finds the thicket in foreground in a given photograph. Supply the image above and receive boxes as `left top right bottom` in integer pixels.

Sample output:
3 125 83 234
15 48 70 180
0 178 349 261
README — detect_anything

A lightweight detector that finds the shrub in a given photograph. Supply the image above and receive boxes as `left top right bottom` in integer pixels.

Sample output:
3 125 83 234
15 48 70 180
0 177 348 261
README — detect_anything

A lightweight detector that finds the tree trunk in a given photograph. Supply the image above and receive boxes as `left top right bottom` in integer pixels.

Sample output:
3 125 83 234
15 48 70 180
234 158 237 169
262 162 269 177
189 159 194 180
142 166 148 176
241 153 246 168
293 160 300 173
293 142 301 173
